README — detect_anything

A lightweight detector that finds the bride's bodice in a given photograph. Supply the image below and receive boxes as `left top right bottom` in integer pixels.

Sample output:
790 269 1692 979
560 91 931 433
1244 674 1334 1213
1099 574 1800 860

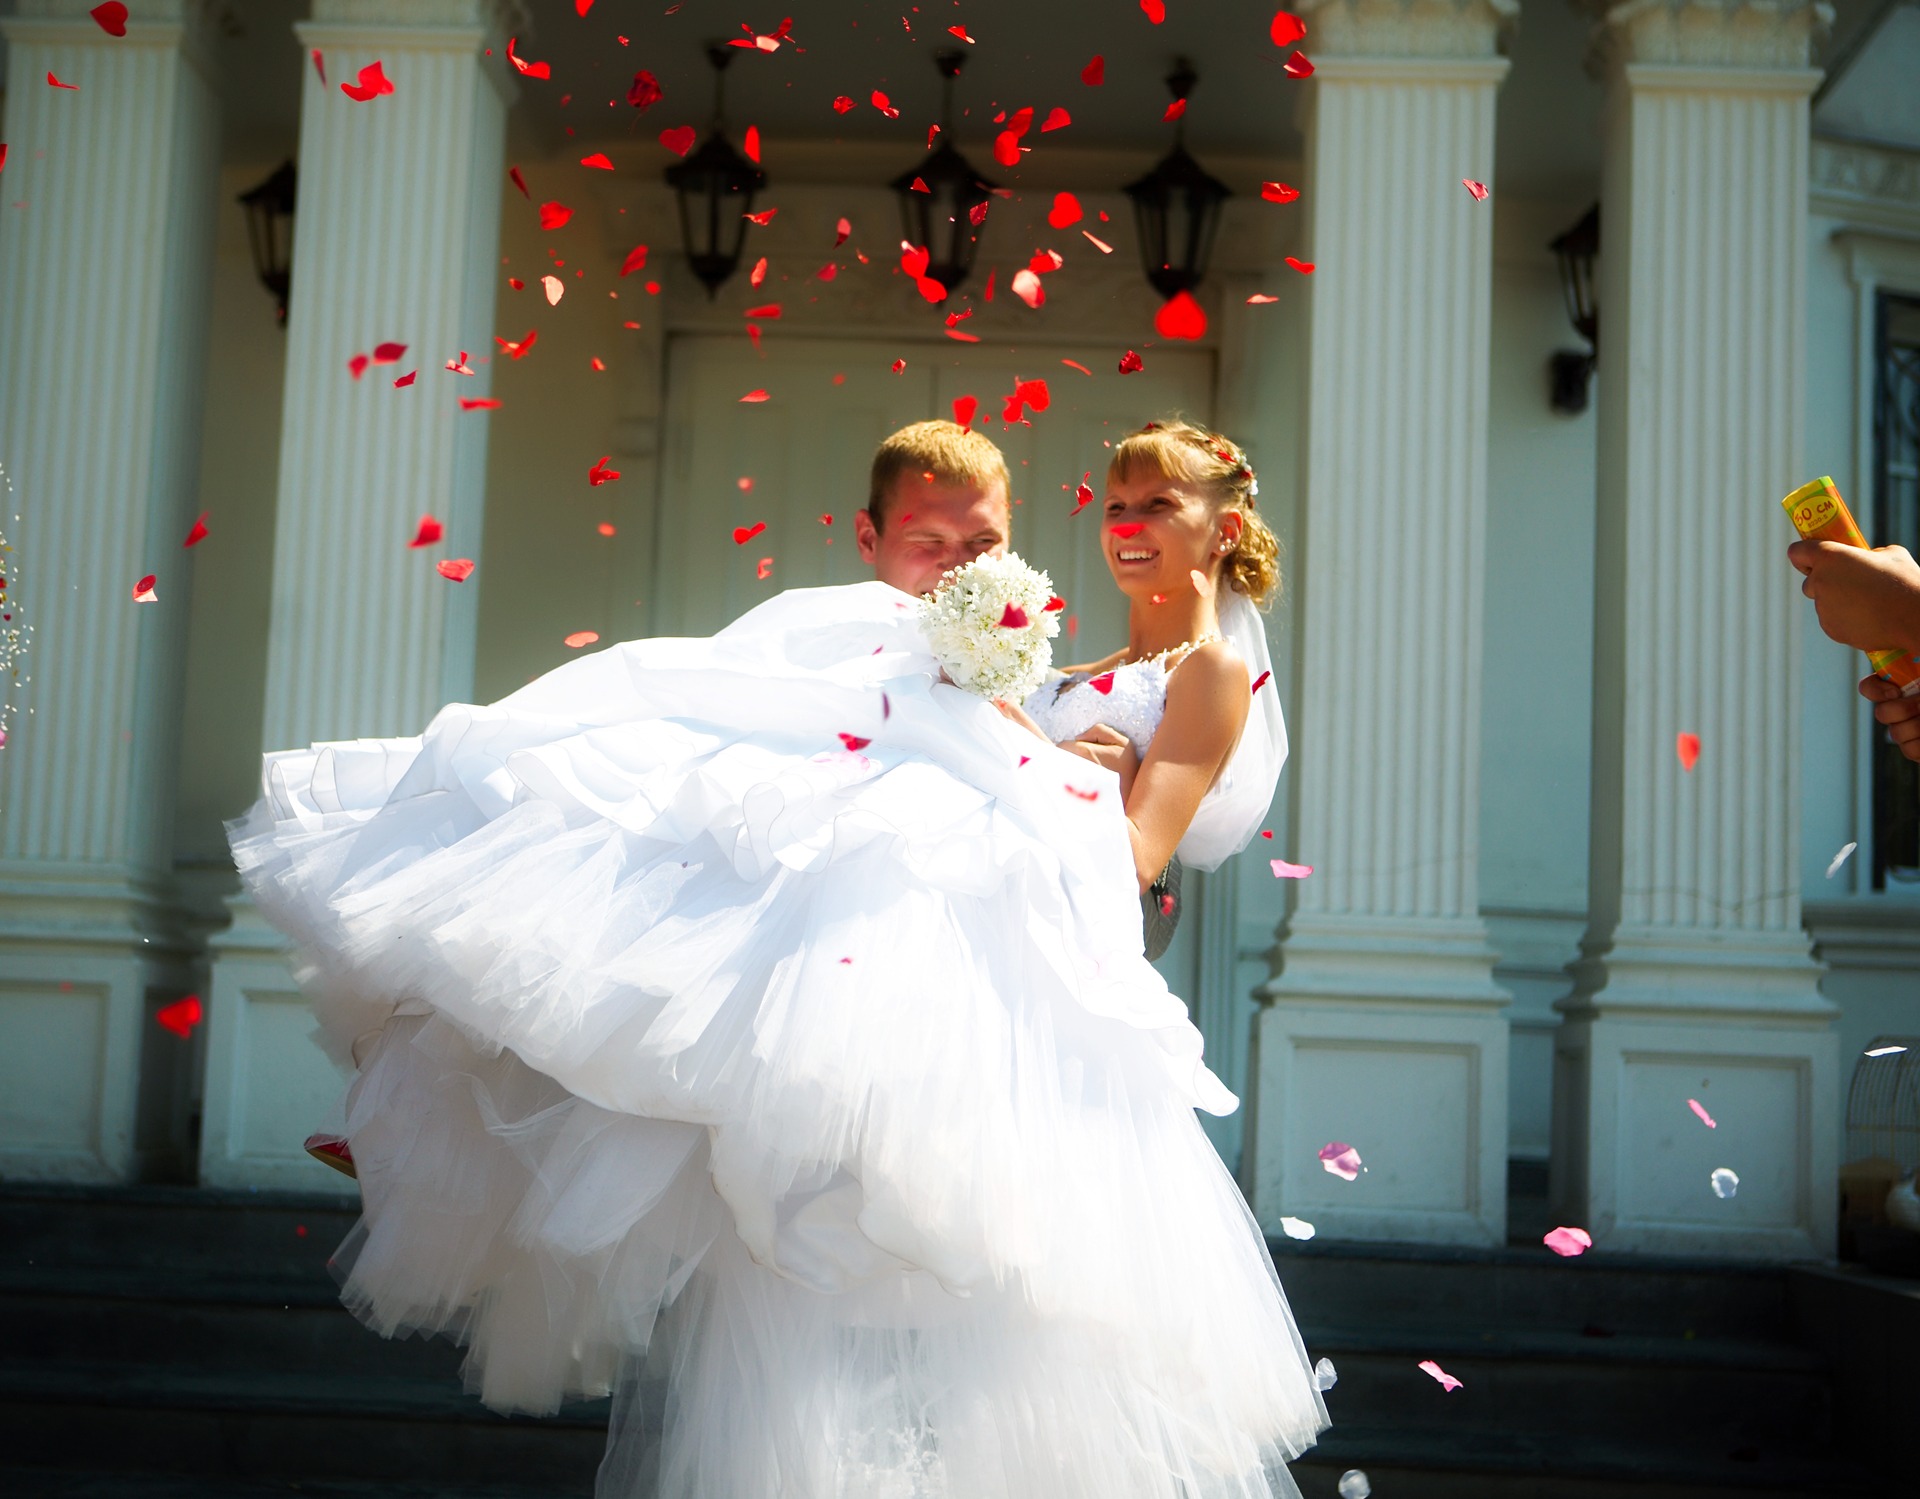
1021 659 1170 755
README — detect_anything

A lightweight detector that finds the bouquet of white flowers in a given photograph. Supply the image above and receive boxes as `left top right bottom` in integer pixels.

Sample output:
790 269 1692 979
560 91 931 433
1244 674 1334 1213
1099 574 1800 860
918 551 1062 701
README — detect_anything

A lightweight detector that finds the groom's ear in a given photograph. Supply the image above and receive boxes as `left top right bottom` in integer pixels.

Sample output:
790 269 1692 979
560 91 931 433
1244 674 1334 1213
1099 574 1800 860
854 508 881 564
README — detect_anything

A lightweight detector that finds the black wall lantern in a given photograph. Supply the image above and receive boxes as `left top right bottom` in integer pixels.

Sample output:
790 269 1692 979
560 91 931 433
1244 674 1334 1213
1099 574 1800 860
238 160 297 325
889 50 995 298
1125 60 1231 300
666 45 766 299
1549 203 1600 414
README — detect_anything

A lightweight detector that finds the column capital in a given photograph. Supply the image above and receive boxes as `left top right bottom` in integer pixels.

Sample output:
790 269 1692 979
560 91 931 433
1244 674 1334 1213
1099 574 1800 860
1 0 215 57
309 0 526 30
1582 0 1832 73
1298 0 1519 60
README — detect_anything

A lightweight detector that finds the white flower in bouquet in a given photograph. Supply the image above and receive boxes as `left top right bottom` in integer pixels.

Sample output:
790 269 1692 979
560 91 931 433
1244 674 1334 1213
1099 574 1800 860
918 551 1061 701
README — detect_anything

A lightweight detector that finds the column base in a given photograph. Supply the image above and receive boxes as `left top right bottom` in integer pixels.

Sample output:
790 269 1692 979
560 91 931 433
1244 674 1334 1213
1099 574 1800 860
200 898 355 1194
1552 929 1838 1259
0 864 199 1183
1246 915 1511 1246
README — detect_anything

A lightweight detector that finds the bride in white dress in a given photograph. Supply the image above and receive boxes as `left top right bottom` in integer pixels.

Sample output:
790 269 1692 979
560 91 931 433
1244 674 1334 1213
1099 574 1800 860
228 418 1325 1498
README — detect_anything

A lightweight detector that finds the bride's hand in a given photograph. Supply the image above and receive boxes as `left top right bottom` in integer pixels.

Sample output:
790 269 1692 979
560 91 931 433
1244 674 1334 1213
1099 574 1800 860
1060 724 1139 801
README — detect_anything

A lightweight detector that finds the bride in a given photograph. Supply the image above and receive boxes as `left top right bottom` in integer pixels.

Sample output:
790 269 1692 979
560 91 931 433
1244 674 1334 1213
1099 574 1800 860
229 417 1323 1498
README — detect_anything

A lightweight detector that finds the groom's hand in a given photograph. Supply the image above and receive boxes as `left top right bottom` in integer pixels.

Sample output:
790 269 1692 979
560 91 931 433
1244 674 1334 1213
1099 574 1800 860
1859 672 1920 764
1061 724 1140 802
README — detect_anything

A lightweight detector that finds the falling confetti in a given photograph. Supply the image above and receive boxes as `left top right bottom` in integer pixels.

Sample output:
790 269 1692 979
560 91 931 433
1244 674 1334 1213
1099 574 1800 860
1313 1358 1338 1391
1825 841 1857 878
1542 1225 1592 1257
1337 1471 1371 1499
1676 731 1701 771
1687 1098 1717 1129
131 573 158 603
1270 9 1307 47
408 515 443 548
1279 1216 1315 1240
436 558 475 582
155 995 201 1037
1462 178 1489 201
1155 290 1207 340
563 630 600 648
1317 1141 1361 1180
1710 1167 1739 1199
1270 859 1314 879
1418 1360 1463 1392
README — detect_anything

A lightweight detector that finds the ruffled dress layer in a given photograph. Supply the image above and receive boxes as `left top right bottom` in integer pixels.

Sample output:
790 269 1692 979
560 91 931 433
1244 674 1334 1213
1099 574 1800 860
228 581 1327 1498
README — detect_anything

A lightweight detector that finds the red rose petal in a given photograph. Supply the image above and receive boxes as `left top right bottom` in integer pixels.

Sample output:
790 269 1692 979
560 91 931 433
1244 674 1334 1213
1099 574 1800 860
838 733 871 751
745 303 782 319
744 207 778 226
1089 671 1116 694
495 329 538 360
155 995 202 1037
756 557 774 580
659 124 697 157
1251 669 1273 694
436 558 475 582
339 60 393 102
1271 858 1314 878
580 152 614 171
89 3 128 37
733 522 767 544
1285 256 1316 274
564 630 600 648
588 456 621 486
953 395 978 427
1246 293 1280 304
1066 785 1100 801
871 90 900 120
999 603 1031 628
1072 480 1095 514
1269 9 1307 47
370 341 406 365
1163 98 1187 122
1677 731 1701 771
47 72 80 90
458 397 502 410
310 50 325 87
1047 192 1083 229
1262 181 1301 204
743 125 761 163
617 243 648 277
132 573 158 602
506 37 551 79
539 201 572 230
1155 289 1208 340
832 94 856 114
1119 349 1144 374
1141 0 1166 22
1463 177 1489 201
1011 269 1045 309
739 389 770 402
1042 107 1071 132
408 515 443 548
347 353 370 380
628 70 663 109
1061 358 1093 376
1081 55 1105 85
1044 596 1066 612
1283 51 1315 78
182 514 209 548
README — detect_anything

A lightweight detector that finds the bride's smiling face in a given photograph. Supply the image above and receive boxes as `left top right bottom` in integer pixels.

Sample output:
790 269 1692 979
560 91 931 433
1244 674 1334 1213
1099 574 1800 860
1101 467 1241 600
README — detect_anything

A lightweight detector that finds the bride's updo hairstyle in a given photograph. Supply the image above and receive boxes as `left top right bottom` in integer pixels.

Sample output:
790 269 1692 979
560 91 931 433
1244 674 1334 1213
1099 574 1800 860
1108 419 1281 607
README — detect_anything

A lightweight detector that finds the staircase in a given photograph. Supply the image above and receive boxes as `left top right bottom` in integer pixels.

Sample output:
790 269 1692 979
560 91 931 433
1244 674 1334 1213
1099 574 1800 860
0 1182 1884 1498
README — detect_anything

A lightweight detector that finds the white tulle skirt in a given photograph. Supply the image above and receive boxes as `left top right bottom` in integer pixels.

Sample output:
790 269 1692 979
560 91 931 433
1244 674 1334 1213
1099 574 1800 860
230 582 1328 1498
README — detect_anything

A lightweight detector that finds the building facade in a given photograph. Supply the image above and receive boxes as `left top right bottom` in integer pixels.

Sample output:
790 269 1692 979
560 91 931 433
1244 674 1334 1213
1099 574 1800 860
1 0 1916 1262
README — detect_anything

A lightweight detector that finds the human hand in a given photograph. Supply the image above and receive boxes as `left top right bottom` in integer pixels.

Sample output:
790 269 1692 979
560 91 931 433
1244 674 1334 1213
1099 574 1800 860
1858 672 1920 764
991 698 1050 740
1060 723 1140 800
1787 540 1920 657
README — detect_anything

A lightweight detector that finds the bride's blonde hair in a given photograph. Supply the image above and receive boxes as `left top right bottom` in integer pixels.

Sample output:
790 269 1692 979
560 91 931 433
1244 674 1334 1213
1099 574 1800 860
1107 419 1281 607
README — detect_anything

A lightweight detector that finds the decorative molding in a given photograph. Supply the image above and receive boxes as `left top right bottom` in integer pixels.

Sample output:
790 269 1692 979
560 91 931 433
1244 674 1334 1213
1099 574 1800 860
1297 0 1518 60
309 0 525 29
1584 0 1833 73
1813 136 1920 223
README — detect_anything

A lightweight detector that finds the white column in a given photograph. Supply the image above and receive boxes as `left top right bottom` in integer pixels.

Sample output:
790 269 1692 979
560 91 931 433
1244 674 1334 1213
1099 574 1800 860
1552 0 1837 1258
0 0 219 1182
202 0 514 1190
1245 0 1516 1246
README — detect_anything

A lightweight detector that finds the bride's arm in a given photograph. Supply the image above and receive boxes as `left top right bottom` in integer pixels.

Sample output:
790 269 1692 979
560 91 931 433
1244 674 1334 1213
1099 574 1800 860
1120 643 1251 893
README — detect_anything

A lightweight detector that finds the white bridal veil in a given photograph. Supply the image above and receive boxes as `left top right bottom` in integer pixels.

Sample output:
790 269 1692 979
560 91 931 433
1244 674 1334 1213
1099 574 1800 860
1175 586 1288 871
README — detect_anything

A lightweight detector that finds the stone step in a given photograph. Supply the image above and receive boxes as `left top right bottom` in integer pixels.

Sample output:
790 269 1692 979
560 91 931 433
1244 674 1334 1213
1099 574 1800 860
1293 1425 1877 1499
0 1265 468 1382
1299 1324 1831 1447
1270 1237 1798 1341
0 1362 608 1488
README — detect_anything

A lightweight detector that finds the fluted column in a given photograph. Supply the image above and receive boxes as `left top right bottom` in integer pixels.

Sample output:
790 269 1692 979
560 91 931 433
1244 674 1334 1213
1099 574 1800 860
0 0 219 1181
1245 0 1516 1245
1552 0 1837 1257
202 0 515 1189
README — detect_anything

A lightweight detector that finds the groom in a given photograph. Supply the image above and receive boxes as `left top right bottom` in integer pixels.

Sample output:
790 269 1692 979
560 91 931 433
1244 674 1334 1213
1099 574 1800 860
854 419 1013 598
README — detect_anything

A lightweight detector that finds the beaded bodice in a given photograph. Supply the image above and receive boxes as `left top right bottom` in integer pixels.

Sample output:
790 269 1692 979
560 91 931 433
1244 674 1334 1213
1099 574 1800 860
1021 659 1170 755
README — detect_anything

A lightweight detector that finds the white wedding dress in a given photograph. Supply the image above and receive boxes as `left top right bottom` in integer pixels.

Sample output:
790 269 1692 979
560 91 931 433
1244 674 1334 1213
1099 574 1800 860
229 580 1325 1499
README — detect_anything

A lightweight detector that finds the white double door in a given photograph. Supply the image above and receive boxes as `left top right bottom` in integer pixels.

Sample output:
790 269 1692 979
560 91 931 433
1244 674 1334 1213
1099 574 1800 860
652 333 1213 652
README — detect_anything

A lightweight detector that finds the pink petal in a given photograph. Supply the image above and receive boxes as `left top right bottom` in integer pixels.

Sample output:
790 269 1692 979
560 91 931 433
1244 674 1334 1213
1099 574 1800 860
1687 1098 1717 1129
1462 178 1489 201
563 630 599 648
1418 1359 1463 1392
1542 1225 1593 1257
436 558 475 582
1270 859 1314 878
131 573 158 603
1676 731 1701 771
1317 1141 1360 1179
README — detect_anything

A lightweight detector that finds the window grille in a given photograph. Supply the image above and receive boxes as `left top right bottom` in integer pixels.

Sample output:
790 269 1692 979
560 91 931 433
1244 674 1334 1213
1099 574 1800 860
1870 292 1920 889
1844 1037 1920 1175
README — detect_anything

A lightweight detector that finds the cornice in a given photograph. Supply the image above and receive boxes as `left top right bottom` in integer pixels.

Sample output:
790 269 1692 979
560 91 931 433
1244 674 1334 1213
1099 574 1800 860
1296 0 1519 59
1584 0 1834 75
1812 135 1920 235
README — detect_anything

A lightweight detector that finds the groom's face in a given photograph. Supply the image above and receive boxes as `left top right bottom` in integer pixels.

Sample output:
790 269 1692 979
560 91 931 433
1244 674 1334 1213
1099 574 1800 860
856 478 1011 598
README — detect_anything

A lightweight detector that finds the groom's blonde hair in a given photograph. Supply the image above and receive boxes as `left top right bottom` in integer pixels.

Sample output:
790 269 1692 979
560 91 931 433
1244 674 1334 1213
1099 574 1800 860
867 420 1011 532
